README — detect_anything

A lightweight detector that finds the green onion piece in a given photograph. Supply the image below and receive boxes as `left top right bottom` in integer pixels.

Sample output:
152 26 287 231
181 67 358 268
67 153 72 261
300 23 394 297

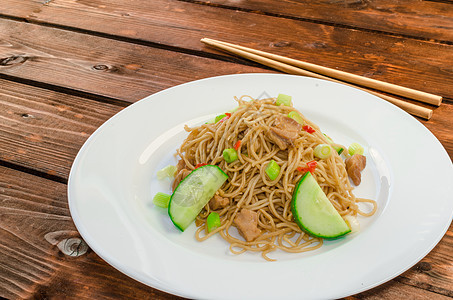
223 148 238 163
156 165 177 180
153 192 171 208
265 159 281 181
215 114 227 123
323 133 334 144
314 144 333 159
334 146 344 155
323 133 344 155
207 212 221 232
348 142 364 156
288 111 304 125
276 94 292 106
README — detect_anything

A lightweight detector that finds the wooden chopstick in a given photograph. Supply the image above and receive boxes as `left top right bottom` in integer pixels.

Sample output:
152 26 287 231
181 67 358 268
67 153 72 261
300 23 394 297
201 38 434 120
202 38 442 107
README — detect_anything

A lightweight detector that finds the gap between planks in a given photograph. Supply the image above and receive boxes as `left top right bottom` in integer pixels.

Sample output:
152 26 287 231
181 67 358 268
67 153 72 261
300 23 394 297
0 13 264 68
0 159 68 184
0 73 131 108
175 0 453 46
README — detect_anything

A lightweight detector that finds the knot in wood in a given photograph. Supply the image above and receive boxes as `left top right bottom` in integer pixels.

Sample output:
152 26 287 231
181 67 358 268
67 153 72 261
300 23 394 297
415 261 432 272
57 238 89 257
0 55 28 66
92 64 122 73
21 113 35 118
270 41 291 48
44 230 89 257
92 64 110 71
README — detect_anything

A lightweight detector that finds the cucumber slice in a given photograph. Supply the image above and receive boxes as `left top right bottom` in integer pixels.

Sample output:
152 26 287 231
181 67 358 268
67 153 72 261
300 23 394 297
168 165 228 231
292 172 351 239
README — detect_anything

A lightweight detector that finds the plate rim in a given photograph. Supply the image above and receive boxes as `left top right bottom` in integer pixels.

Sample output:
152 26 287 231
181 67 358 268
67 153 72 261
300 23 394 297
68 73 453 300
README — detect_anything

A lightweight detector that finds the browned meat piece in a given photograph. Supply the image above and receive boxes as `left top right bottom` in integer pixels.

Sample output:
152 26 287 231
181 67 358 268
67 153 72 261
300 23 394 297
234 209 261 242
345 154 366 186
266 115 302 150
209 195 229 210
172 168 191 191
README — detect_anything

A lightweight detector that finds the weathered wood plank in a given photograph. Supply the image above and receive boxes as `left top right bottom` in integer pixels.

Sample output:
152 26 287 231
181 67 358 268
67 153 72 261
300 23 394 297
0 79 123 179
1 78 452 182
349 273 453 299
0 1 452 100
0 166 182 300
424 103 453 161
0 18 270 103
193 0 453 43
0 166 451 299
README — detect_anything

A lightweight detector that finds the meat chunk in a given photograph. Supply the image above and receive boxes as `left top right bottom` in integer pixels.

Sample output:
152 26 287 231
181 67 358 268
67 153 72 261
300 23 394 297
209 195 229 210
345 154 366 186
172 168 191 191
234 209 261 242
267 115 302 150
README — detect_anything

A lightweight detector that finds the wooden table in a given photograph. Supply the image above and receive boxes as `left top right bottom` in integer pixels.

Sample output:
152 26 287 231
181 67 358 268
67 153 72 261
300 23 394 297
1 1 452 299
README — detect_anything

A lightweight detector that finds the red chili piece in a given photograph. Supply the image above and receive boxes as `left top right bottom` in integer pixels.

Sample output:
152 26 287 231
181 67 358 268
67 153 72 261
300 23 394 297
297 160 318 173
303 125 315 134
195 163 207 169
234 140 242 150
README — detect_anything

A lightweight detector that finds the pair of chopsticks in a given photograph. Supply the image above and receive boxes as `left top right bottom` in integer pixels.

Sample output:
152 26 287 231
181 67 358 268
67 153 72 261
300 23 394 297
201 38 442 120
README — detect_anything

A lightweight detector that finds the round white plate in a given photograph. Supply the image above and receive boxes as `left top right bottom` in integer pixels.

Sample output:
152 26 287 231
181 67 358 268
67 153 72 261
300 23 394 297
68 74 453 300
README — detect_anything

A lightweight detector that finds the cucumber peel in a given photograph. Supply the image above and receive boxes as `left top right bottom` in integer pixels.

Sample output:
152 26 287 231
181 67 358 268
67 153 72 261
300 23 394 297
168 165 228 231
291 172 351 239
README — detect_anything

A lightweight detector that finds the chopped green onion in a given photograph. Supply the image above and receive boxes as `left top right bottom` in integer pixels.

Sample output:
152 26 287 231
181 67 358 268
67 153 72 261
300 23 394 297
314 144 332 159
323 134 334 144
276 94 292 106
223 148 238 163
335 146 344 155
265 159 281 181
153 192 171 208
323 133 344 155
156 165 177 180
207 212 221 232
348 142 364 156
288 111 304 125
215 114 227 123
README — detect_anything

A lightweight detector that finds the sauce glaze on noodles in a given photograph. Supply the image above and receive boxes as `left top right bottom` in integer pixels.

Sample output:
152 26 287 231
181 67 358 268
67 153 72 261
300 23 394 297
175 96 377 261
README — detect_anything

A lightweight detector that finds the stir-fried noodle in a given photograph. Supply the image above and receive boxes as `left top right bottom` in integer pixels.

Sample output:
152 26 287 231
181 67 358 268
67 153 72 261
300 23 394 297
175 96 377 260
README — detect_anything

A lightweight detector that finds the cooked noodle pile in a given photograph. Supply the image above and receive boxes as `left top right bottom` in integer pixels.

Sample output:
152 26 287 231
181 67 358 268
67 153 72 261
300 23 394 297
175 96 377 260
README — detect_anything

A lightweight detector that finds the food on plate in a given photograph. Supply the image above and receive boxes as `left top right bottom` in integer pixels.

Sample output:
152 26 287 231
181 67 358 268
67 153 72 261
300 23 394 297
292 172 351 239
156 95 377 260
168 165 228 231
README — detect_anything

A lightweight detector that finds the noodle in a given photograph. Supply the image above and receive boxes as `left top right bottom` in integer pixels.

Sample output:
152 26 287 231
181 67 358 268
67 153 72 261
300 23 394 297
175 96 377 260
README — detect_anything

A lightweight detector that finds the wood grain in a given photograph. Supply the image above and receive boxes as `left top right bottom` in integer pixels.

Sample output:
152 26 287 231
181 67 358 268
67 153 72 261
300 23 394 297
0 1 452 299
192 0 453 43
0 18 270 103
0 165 451 299
0 166 182 299
1 0 452 99
0 79 122 179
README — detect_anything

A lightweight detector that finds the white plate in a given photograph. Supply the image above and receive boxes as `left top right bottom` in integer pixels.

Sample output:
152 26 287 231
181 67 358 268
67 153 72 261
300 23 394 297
68 74 453 300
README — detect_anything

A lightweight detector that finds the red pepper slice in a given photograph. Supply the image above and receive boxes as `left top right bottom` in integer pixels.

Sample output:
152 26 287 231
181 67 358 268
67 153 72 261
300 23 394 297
303 125 315 134
297 160 318 173
195 163 207 169
225 112 231 118
234 140 242 150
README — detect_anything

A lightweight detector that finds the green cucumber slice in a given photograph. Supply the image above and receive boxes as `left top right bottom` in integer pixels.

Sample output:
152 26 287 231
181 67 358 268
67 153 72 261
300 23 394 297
168 165 228 231
291 172 351 239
